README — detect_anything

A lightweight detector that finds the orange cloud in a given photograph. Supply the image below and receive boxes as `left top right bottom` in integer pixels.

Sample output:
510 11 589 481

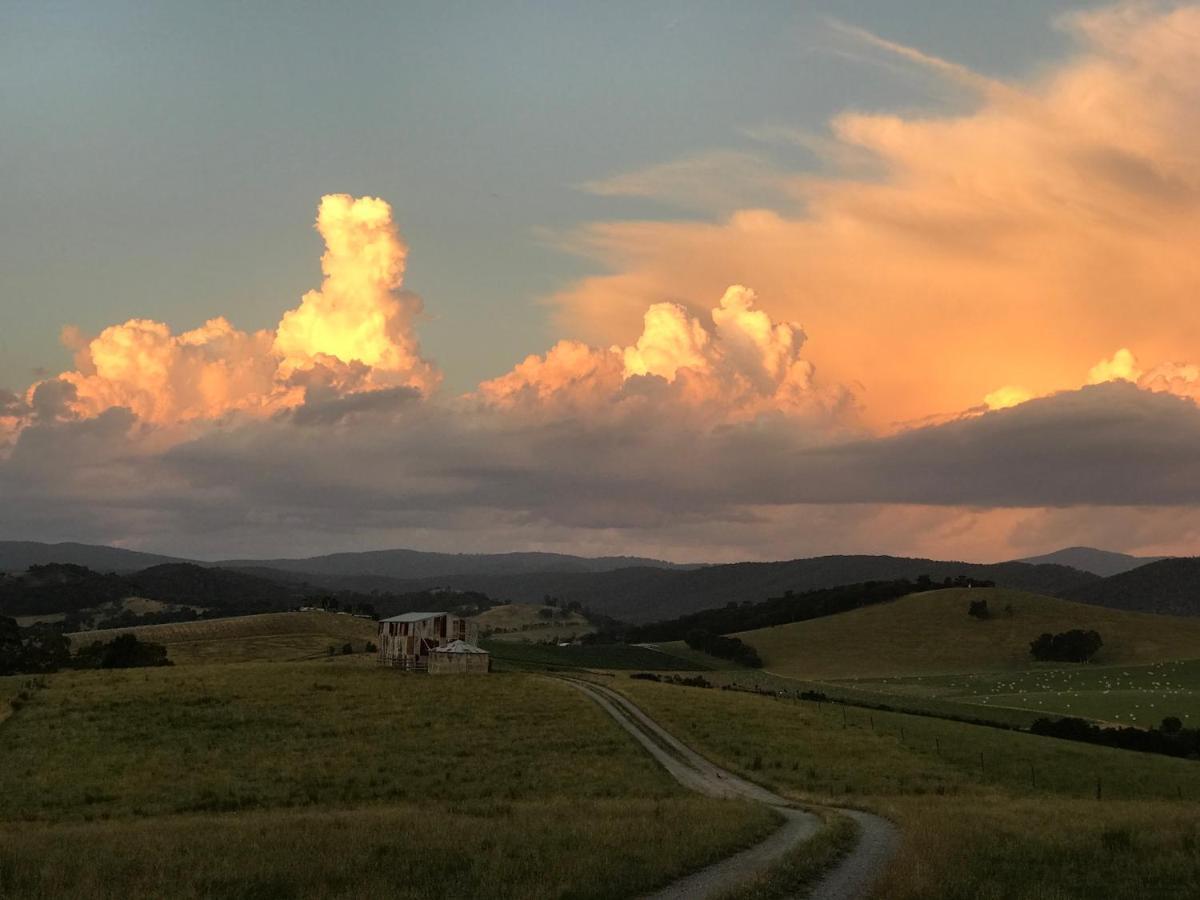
478 284 852 424
550 4 1200 429
23 195 439 428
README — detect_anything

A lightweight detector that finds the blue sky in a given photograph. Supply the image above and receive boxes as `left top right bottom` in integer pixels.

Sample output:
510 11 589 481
0 0 1096 394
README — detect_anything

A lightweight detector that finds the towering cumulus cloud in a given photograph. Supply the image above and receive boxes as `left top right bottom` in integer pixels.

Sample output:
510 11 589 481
24 194 438 428
274 195 439 392
479 285 849 423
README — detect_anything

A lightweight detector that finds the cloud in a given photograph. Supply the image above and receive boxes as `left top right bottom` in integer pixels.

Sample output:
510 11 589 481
548 4 1200 429
479 284 854 425
4 378 1200 561
7 5 1200 562
16 195 439 432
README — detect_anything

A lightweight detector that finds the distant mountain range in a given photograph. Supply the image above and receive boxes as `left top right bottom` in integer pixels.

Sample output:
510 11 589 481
216 548 697 579
1019 546 1167 577
4 540 1195 624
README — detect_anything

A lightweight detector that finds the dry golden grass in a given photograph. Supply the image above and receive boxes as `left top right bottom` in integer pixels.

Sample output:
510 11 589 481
616 677 1200 899
68 611 378 665
0 663 774 898
736 588 1200 678
0 797 775 900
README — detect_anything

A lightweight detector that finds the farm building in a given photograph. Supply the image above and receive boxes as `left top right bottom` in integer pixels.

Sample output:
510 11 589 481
377 612 479 670
428 639 491 674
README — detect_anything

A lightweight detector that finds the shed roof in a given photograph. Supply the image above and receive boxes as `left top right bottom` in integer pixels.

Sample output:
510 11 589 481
430 640 488 655
379 611 445 624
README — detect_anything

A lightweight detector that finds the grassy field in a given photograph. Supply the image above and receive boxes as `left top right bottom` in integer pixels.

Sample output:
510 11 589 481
736 588 1200 679
615 677 1200 898
473 602 594 643
0 663 774 898
843 658 1200 729
69 611 379 666
482 639 703 671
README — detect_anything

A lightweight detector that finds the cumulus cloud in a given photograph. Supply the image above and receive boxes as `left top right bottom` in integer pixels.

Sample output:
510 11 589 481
548 3 1200 428
479 285 853 424
13 195 438 433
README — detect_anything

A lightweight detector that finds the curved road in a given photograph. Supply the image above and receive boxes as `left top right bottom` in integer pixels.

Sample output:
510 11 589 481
556 677 897 900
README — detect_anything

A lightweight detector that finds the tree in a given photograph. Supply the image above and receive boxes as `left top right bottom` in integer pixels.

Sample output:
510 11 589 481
73 633 171 669
1162 716 1183 734
1030 629 1103 663
968 599 990 619
0 616 70 675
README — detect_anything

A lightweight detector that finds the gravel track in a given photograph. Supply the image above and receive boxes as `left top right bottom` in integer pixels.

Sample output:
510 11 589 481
555 677 898 900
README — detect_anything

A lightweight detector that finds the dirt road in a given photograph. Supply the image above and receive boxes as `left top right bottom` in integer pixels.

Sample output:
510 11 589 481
557 677 897 900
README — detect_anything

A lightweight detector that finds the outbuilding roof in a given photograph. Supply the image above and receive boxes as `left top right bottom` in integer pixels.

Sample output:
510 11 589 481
379 611 445 624
430 640 488 655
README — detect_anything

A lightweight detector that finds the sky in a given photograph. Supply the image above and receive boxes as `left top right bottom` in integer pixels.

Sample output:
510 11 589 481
4 1 1200 562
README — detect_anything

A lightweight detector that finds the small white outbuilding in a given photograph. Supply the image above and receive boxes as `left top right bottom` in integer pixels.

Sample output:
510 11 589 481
428 639 490 675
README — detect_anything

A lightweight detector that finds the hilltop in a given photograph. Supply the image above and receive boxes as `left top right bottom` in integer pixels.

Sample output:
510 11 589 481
733 587 1200 679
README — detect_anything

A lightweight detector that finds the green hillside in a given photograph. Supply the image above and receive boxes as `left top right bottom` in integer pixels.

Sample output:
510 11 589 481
736 588 1200 679
69 611 379 665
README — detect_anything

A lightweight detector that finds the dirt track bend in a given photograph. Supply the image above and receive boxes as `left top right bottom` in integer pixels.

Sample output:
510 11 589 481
555 677 897 900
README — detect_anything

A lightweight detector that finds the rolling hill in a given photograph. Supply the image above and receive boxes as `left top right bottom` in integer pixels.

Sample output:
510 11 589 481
1062 557 1200 616
0 542 1103 624
407 556 1099 623
1018 546 1165 577
0 542 184 574
732 587 1200 679
216 548 693 579
69 610 379 665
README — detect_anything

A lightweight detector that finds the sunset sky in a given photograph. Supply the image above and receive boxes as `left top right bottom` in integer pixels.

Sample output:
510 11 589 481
4 1 1200 562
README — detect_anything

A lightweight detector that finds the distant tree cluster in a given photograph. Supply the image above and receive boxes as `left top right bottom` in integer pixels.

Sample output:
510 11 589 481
1030 629 1103 662
684 629 762 667
73 634 172 669
1032 715 1200 758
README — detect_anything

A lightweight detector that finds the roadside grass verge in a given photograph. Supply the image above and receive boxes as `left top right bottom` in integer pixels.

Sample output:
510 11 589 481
615 677 1200 898
873 798 1200 900
715 811 859 900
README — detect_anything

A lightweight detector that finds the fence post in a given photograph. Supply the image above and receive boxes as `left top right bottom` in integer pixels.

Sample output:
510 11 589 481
979 751 985 775
935 736 941 757
1029 763 1036 789
842 705 847 728
1096 777 1102 800
870 714 875 732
